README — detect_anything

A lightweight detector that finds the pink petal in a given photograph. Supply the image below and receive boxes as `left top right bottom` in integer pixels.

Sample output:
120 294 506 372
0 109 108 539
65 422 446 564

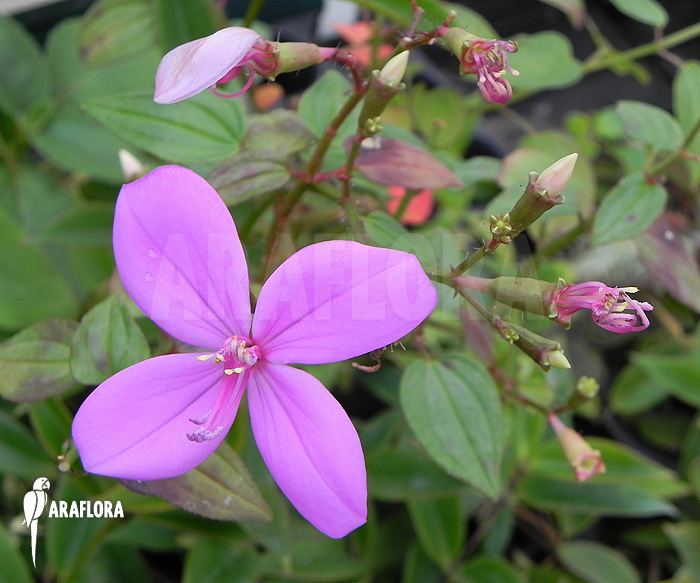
72 354 244 480
154 27 261 104
248 363 366 537
252 241 437 364
114 165 251 349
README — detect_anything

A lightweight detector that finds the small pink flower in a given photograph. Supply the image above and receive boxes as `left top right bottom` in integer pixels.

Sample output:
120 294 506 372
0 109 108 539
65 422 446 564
154 27 277 103
335 22 393 68
553 282 653 333
386 186 434 225
549 414 606 483
72 166 437 538
461 39 519 104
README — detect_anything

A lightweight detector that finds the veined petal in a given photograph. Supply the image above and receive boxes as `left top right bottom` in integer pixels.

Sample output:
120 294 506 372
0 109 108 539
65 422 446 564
248 363 366 538
252 241 437 364
154 27 261 104
72 354 245 480
114 166 251 349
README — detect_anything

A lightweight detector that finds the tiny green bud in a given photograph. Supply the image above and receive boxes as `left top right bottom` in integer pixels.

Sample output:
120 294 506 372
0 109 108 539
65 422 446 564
378 51 409 86
576 376 600 398
489 213 512 243
547 349 571 369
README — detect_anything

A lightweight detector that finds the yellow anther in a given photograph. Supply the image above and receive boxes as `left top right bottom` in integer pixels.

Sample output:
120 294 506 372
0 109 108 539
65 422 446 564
232 367 245 374
215 354 224 363
196 354 213 362
223 369 235 376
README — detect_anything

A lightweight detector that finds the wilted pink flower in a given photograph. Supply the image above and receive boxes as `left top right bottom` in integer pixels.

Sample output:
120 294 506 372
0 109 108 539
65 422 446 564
72 166 437 538
553 282 653 333
461 39 519 104
154 27 336 103
386 186 434 226
549 414 606 482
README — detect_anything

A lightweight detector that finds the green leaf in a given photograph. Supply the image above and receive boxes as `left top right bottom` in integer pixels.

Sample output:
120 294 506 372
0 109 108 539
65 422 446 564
608 0 668 28
509 32 583 92
609 364 669 416
537 0 585 26
80 0 157 66
0 319 77 402
558 541 640 583
28 399 74 458
43 205 114 248
0 523 33 583
517 476 676 517
183 540 259 583
208 153 290 205
403 543 443 583
0 17 49 115
633 351 700 407
154 0 221 50
242 110 313 160
616 100 683 151
462 556 524 583
400 354 503 498
0 209 77 330
528 437 688 499
408 496 465 568
411 85 474 153
366 446 467 501
298 71 360 169
73 545 151 583
664 522 700 578
46 479 112 582
83 91 245 164
0 410 52 479
591 174 667 245
123 442 272 522
70 295 150 385
673 61 700 187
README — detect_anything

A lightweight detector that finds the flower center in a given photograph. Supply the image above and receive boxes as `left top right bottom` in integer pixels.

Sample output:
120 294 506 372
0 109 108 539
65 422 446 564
187 336 260 443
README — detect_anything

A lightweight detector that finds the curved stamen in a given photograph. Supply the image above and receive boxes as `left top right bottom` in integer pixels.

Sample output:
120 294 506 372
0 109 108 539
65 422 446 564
211 63 256 98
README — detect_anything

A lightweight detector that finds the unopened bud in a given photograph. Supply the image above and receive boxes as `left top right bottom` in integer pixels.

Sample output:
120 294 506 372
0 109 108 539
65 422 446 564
549 414 606 482
577 376 600 398
547 350 571 369
273 42 327 76
378 51 409 86
490 213 512 243
118 149 145 182
535 153 578 199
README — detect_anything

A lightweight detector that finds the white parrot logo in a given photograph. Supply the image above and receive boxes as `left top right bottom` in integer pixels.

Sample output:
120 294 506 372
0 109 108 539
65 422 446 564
22 477 50 568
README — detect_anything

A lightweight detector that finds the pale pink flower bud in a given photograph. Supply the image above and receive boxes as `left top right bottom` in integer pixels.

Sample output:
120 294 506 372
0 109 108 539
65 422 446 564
535 153 578 198
118 149 145 182
549 414 606 482
378 51 409 86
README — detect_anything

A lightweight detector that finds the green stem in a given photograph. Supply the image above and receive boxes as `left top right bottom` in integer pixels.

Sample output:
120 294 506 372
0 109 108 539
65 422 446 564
261 90 366 278
243 0 265 27
450 244 489 277
649 114 700 176
582 21 700 74
535 217 592 259
392 188 418 222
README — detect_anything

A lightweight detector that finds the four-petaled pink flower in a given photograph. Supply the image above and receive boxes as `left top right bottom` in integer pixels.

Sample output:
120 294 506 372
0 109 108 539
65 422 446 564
72 165 437 538
461 39 519 104
552 281 653 333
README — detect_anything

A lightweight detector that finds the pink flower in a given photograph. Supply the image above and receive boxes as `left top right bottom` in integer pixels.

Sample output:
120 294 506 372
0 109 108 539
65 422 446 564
552 282 653 333
72 166 437 538
461 39 519 104
386 186 434 226
549 414 606 483
154 27 275 103
335 22 393 68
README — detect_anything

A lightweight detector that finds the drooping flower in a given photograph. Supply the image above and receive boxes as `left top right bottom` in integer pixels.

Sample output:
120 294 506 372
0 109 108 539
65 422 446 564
443 28 519 104
386 186 434 226
154 27 336 103
549 414 606 482
72 165 437 538
552 281 653 333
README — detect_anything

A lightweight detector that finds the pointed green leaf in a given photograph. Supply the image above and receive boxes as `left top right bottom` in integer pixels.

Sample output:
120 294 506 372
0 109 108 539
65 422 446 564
0 523 33 583
616 100 683 151
608 0 668 28
70 295 150 385
558 541 640 583
123 442 272 522
408 496 466 568
400 355 503 498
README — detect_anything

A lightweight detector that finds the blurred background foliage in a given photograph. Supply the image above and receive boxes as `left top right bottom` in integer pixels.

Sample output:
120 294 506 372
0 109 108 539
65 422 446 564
1 0 700 581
